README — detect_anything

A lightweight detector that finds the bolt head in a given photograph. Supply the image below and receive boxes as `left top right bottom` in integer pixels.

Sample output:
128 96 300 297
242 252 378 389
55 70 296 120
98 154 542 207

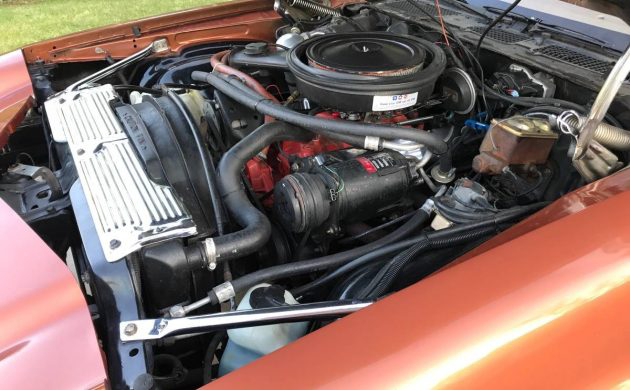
169 305 186 318
124 323 137 336
110 239 121 249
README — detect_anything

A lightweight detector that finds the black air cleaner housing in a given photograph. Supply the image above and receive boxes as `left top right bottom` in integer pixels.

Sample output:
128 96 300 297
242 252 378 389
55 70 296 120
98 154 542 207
287 32 446 112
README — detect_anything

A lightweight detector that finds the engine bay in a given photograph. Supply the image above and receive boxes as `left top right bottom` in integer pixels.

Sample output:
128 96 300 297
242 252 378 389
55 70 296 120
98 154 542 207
2 0 630 388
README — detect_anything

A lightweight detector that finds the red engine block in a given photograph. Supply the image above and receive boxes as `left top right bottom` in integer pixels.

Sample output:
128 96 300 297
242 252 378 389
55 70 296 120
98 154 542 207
244 111 413 204
245 135 349 195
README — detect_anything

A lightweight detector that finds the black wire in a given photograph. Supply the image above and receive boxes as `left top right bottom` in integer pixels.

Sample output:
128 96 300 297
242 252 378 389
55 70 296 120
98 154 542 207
381 1 589 118
403 0 489 112
475 0 523 58
113 84 162 95
160 83 208 90
517 169 545 197
338 211 416 245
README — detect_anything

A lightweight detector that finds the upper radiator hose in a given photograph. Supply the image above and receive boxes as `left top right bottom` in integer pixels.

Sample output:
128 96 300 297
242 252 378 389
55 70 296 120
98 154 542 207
198 122 311 268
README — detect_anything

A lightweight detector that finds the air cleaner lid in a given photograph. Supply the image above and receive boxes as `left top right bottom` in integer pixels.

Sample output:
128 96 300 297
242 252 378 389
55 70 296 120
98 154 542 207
288 32 447 112
306 35 426 76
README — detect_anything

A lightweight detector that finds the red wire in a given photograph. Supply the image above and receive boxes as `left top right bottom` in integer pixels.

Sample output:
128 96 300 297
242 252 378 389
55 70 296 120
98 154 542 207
266 84 283 99
434 0 450 46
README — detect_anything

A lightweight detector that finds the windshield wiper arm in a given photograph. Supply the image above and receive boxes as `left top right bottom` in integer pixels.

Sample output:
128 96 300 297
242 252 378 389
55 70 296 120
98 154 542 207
529 23 610 48
483 6 536 23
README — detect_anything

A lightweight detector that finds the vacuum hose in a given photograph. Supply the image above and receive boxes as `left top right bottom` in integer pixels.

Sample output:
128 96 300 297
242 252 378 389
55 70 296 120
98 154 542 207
206 206 434 304
191 70 448 155
207 202 544 305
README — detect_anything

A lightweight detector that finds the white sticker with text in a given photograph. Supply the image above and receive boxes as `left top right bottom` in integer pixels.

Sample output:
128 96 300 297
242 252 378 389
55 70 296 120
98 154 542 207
372 92 418 111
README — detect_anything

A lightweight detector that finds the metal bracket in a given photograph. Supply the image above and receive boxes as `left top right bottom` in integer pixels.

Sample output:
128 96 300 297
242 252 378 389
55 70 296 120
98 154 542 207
572 140 623 183
120 300 372 342
7 163 63 200
508 63 555 98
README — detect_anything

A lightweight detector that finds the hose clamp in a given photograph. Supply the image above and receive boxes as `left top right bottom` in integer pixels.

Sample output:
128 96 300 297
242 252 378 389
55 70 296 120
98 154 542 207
421 186 446 214
202 239 217 270
213 282 236 303
364 136 381 151
420 198 435 214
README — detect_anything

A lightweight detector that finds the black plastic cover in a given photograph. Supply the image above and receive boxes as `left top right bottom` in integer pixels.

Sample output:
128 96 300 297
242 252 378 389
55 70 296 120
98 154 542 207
229 46 290 71
249 285 288 308
123 95 216 237
114 103 168 185
141 240 192 310
274 151 412 232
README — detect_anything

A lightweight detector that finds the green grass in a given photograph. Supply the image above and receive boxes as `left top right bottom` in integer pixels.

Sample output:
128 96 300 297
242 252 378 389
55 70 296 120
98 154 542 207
0 0 226 54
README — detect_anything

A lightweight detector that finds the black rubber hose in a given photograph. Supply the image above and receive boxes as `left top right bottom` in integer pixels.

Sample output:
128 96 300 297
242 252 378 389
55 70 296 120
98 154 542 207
166 91 228 235
292 237 419 297
438 151 453 172
358 226 497 299
206 72 370 149
207 158 227 235
207 73 370 148
359 202 549 298
209 201 547 304
191 71 448 154
292 201 547 296
434 199 496 224
202 331 226 384
208 208 432 303
311 129 368 149
338 211 415 245
205 122 311 263
520 106 565 116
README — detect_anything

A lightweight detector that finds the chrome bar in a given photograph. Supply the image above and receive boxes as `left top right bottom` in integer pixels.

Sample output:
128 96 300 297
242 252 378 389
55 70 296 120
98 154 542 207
120 300 373 342
573 47 630 160
66 39 169 91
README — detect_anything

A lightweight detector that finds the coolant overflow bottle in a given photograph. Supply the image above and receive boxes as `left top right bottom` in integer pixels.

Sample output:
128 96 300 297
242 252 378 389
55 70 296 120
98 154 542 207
218 284 309 376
